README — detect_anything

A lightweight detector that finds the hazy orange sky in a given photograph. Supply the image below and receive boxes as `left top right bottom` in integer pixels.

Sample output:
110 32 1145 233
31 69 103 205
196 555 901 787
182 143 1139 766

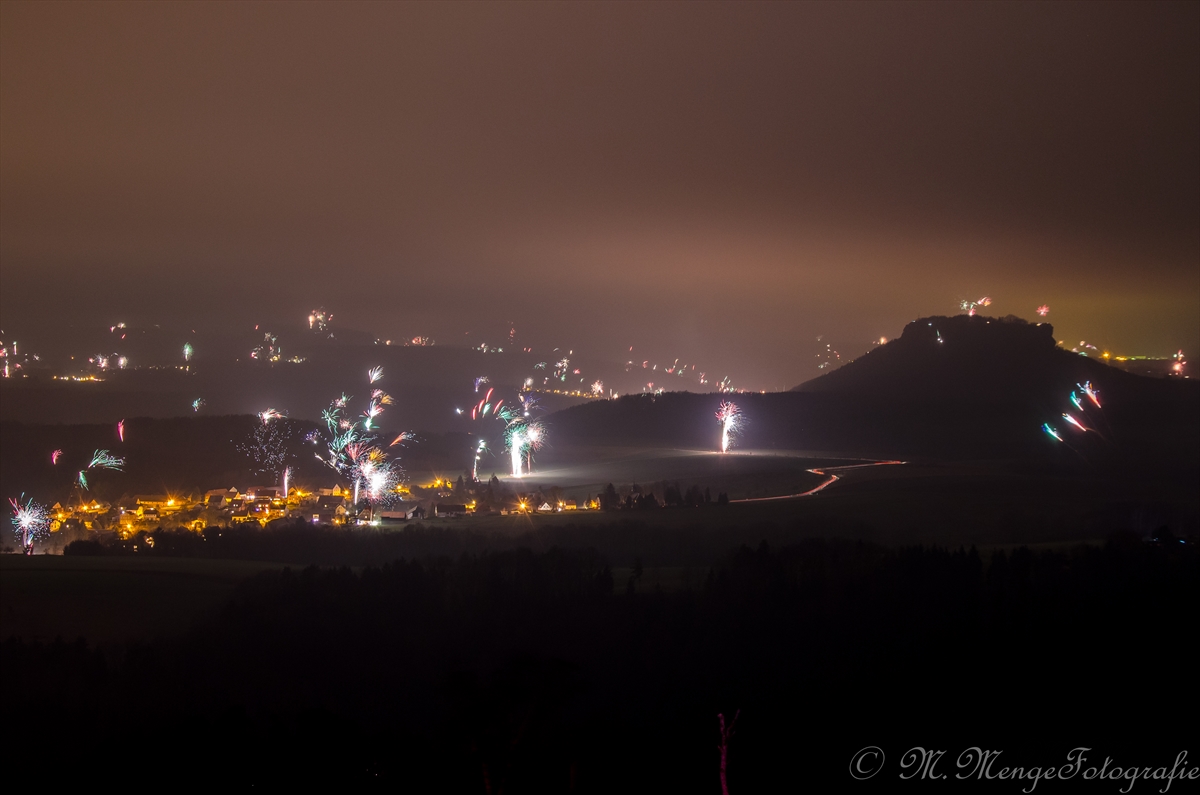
2 2 1196 389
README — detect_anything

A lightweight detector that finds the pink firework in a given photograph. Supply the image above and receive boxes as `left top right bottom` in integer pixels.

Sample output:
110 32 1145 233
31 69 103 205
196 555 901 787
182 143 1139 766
1037 305 1049 316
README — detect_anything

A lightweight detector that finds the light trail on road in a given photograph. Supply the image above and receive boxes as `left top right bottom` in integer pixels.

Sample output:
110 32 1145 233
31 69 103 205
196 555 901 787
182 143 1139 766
730 460 905 503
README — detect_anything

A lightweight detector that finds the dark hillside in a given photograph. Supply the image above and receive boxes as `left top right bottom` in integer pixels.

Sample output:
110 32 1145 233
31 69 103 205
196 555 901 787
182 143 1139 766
793 314 1155 400
548 316 1199 473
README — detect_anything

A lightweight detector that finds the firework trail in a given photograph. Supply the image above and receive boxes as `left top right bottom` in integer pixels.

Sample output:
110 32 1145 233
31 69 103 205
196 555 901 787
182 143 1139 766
192 397 207 412
471 387 497 420
77 470 89 490
1036 305 1050 317
1063 413 1088 432
1068 386 1112 442
9 496 50 554
1077 381 1101 409
282 466 292 500
51 449 62 465
715 401 741 453
117 420 125 442
472 439 486 481
368 366 384 384
509 430 525 478
1042 423 1063 443
183 343 194 362
389 432 414 447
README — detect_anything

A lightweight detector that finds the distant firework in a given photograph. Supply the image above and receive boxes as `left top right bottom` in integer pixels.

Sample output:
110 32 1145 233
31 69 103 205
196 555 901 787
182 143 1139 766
117 419 125 442
242 414 294 480
308 307 332 332
715 401 741 453
192 397 206 412
960 296 992 316
1036 305 1049 316
259 408 286 424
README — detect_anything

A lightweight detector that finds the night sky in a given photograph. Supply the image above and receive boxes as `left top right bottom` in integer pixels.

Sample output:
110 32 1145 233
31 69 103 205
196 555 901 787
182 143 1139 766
2 2 1196 390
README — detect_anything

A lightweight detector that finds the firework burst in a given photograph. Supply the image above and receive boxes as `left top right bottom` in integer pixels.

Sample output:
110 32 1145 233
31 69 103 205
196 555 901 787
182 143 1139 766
960 296 993 316
497 402 546 477
9 496 49 554
315 368 407 514
259 408 286 424
88 450 125 470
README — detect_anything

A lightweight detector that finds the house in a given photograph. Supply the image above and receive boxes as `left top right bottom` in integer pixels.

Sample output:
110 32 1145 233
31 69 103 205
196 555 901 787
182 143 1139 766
377 503 425 524
434 503 468 518
205 488 238 508
310 494 348 525
536 502 554 513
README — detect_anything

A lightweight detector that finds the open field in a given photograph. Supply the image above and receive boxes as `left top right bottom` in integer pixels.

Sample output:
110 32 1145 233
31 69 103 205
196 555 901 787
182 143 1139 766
0 555 285 644
420 445 854 500
403 447 1192 549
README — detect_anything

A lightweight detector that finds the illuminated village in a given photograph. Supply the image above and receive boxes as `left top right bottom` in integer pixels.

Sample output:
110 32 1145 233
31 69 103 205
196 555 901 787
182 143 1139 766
44 477 603 543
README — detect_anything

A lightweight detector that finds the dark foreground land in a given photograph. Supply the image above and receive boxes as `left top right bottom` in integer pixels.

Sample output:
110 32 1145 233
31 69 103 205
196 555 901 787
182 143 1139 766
3 525 1197 791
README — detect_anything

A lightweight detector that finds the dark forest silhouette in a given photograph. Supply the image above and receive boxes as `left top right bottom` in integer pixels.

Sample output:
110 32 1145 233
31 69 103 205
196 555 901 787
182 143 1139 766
5 536 1195 789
